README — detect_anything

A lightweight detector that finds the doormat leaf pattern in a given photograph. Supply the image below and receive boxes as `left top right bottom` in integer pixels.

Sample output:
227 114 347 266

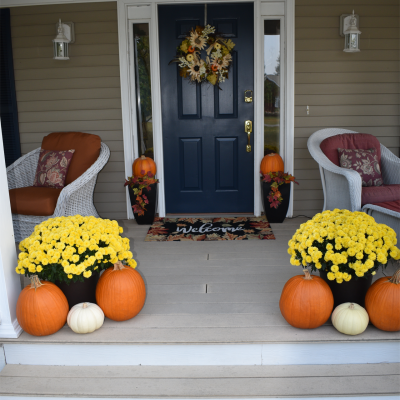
145 217 275 241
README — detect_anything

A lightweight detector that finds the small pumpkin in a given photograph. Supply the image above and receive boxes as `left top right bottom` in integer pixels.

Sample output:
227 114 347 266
331 303 369 335
260 153 284 174
132 155 157 177
188 45 195 53
96 261 146 321
211 64 219 72
365 268 400 332
16 275 69 336
279 269 334 329
67 302 104 334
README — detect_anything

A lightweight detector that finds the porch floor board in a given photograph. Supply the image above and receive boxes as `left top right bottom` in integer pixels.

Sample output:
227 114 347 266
7 217 400 344
1 364 399 397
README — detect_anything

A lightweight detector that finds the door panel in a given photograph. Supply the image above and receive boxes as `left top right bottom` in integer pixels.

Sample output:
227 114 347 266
159 3 254 213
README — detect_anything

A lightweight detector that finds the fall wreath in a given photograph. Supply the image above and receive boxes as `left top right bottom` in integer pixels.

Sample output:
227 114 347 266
170 24 235 86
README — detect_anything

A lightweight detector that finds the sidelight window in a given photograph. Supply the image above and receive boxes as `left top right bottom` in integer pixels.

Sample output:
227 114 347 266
263 20 281 156
133 23 153 159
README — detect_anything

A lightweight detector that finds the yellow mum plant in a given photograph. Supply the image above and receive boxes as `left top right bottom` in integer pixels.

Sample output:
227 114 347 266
288 209 400 284
16 216 137 284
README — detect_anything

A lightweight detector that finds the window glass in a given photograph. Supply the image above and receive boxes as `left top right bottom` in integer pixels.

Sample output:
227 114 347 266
264 20 280 155
133 23 153 159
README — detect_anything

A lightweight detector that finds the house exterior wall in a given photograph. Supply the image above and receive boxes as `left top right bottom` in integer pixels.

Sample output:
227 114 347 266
9 1 126 220
294 0 400 218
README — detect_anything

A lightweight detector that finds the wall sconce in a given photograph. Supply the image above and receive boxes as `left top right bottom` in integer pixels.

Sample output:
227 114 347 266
53 19 75 60
340 10 361 53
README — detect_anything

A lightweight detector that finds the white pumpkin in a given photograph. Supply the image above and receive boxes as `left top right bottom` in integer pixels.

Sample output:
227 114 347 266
331 302 369 335
67 302 104 334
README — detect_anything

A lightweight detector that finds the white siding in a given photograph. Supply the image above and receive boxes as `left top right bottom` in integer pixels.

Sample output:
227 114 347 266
294 0 400 218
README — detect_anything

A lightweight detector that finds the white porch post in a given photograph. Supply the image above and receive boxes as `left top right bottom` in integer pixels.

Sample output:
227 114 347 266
0 124 22 339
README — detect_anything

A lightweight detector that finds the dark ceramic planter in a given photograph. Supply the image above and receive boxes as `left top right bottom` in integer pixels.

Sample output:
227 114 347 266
261 181 291 223
319 269 373 309
128 183 158 225
55 271 99 309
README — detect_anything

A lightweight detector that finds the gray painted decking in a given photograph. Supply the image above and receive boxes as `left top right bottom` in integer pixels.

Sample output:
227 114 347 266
1 364 399 397
9 217 400 344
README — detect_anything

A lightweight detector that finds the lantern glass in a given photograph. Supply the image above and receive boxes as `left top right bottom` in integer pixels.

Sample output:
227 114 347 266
344 33 359 52
53 41 69 59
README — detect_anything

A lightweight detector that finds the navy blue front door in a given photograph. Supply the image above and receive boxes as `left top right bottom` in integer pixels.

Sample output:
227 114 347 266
159 3 254 213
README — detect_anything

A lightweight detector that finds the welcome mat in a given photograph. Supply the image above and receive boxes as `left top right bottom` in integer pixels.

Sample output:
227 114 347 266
145 217 275 241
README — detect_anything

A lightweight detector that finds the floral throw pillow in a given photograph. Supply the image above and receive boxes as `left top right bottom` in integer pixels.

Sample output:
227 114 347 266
337 148 383 187
33 149 75 188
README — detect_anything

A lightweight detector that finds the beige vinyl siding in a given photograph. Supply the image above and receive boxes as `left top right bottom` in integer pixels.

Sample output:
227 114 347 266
10 1 126 220
294 0 400 218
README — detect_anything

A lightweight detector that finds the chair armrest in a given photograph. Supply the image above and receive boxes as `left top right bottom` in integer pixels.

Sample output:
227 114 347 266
380 144 400 185
319 161 362 211
53 143 111 216
6 148 40 190
307 130 362 212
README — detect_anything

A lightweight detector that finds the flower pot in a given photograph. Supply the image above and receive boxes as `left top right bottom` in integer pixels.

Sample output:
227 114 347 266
261 181 291 223
128 183 158 225
55 272 100 309
319 269 373 309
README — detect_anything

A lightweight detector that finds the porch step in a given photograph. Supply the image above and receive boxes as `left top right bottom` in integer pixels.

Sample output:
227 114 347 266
1 364 399 398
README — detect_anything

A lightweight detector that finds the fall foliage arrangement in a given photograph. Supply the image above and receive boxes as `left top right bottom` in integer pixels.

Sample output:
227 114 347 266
288 209 400 284
125 172 159 216
170 24 235 86
262 171 298 209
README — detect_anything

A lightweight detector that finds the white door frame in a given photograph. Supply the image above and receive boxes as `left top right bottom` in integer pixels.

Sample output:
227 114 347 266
118 0 294 218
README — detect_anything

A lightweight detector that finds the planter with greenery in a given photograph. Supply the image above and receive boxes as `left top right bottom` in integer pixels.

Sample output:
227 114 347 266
16 215 137 308
288 209 400 308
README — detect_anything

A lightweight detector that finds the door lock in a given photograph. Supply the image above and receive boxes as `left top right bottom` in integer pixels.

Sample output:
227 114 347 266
245 120 252 152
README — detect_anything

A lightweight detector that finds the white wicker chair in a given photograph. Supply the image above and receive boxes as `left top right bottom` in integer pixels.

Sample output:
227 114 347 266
307 128 400 212
7 142 110 242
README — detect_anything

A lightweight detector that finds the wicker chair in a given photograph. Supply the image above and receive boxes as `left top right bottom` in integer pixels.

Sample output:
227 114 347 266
7 142 110 242
307 128 400 212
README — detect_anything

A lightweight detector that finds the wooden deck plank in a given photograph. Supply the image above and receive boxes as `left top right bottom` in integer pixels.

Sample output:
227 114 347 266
2 363 398 378
1 373 398 397
4 324 399 344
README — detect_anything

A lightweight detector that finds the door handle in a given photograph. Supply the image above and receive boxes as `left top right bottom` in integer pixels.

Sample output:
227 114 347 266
245 120 252 152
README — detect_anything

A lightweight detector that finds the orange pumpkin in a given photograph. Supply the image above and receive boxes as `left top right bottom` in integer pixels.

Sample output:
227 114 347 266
16 276 69 336
132 155 157 177
188 45 195 53
96 261 146 321
279 269 334 329
260 153 284 174
211 65 218 72
365 268 400 332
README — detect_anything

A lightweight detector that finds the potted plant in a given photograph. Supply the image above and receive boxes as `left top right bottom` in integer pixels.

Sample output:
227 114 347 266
15 215 137 308
125 172 159 225
261 171 298 223
288 209 400 308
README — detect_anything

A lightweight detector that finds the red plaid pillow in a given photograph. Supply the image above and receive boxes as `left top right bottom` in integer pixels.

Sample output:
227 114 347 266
33 149 75 189
337 148 383 187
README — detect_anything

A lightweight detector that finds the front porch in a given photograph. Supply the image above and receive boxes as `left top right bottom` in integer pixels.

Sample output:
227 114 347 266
1 218 399 398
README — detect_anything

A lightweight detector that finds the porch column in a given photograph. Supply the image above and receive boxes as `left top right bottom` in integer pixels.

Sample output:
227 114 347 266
0 124 22 338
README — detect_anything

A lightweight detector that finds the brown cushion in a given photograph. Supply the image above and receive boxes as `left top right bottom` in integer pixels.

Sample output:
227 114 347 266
9 187 62 216
41 132 101 185
361 184 400 207
320 133 381 167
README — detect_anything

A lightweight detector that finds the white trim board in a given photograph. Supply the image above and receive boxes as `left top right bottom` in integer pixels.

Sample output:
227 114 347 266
1 397 399 400
0 346 5 373
3 342 399 367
